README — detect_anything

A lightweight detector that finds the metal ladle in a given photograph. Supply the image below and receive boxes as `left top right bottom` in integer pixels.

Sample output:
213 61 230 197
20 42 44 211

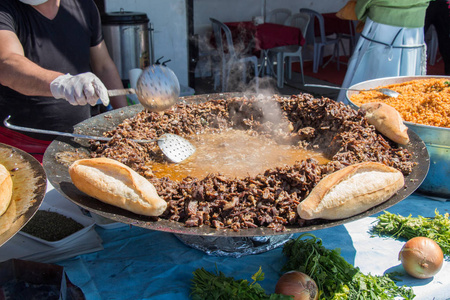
3 116 195 163
304 84 400 98
107 64 181 112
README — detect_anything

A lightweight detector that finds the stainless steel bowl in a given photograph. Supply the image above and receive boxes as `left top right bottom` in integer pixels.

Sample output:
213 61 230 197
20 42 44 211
346 75 450 199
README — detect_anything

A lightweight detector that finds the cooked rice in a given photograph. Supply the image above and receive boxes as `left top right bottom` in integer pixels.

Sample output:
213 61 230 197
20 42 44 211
349 78 450 128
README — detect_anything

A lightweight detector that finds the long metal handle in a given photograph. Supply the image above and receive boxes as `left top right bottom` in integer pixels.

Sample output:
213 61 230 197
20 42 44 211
304 84 400 98
107 88 136 97
3 116 153 144
304 84 352 91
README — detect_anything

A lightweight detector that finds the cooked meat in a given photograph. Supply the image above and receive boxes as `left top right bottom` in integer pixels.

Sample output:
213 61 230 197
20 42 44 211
89 94 416 231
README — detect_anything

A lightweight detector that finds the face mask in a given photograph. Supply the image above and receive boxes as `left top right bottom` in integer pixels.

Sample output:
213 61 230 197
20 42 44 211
19 0 49 5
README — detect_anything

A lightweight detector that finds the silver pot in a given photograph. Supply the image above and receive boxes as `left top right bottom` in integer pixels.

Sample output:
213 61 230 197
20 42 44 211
102 11 154 80
346 75 450 199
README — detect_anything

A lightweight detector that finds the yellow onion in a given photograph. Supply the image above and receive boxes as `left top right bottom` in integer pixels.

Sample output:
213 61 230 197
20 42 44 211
398 236 444 279
275 271 319 300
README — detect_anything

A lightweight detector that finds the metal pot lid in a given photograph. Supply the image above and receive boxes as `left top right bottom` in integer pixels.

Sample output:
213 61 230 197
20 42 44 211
43 94 430 238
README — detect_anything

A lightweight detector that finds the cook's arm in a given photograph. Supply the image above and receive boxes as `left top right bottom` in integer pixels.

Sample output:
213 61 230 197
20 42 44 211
0 29 112 107
90 41 128 109
0 30 62 96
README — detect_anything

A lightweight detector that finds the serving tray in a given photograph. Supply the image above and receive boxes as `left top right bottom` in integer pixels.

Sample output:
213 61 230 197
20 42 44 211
43 94 430 238
0 143 47 247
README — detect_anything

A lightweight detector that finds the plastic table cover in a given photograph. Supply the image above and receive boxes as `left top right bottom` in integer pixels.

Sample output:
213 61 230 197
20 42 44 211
54 193 449 300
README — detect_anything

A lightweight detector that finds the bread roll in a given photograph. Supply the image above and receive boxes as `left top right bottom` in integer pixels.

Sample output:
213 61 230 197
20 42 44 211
360 102 409 145
0 163 13 217
0 197 15 235
298 162 404 220
69 158 167 217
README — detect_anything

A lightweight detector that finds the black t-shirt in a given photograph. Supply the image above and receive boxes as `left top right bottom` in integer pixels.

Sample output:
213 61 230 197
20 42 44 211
0 0 103 139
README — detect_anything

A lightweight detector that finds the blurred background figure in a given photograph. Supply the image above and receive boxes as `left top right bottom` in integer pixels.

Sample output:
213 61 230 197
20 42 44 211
424 0 450 75
337 0 432 103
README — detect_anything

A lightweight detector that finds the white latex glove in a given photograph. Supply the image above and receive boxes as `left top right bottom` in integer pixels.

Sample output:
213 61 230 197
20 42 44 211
50 72 110 106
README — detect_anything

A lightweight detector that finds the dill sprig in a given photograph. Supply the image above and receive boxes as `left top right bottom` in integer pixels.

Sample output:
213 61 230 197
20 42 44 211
371 210 450 258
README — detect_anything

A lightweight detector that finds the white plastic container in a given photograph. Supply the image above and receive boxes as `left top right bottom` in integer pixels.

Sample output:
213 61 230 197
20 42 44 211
18 202 95 247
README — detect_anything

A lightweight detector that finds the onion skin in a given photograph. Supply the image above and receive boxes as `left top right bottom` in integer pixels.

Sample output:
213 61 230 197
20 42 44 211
399 236 444 279
275 271 319 300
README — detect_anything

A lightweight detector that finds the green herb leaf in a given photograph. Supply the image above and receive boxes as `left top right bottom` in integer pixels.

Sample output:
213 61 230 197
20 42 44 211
251 266 265 283
190 266 292 300
282 234 415 300
371 210 450 257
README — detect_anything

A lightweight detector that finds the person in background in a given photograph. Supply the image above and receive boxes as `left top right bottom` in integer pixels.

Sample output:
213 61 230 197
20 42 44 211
0 0 127 162
424 0 450 75
336 0 432 103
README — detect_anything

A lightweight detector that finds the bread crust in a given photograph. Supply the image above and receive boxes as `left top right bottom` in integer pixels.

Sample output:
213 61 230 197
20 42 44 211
69 158 167 217
360 102 410 145
297 162 404 220
0 163 13 217
0 197 15 235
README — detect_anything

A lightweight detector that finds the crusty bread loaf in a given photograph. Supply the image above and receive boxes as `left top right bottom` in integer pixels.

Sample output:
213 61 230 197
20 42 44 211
360 102 410 145
69 158 167 217
297 162 404 220
0 163 13 217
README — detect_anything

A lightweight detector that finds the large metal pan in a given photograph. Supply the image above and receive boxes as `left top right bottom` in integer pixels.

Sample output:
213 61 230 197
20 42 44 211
346 75 450 199
43 93 430 238
0 143 47 247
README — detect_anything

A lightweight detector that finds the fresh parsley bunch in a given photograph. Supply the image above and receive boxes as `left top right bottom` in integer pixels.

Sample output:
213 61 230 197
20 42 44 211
282 234 415 300
191 266 291 300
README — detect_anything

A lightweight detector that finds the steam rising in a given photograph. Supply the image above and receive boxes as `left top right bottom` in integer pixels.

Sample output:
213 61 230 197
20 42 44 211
189 24 294 172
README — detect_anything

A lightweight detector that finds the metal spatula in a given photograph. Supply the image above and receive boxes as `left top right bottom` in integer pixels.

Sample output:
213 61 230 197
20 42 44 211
3 116 195 163
107 65 181 112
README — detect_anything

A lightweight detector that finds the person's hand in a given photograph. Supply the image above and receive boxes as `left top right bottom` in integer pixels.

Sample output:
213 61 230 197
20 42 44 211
50 72 110 106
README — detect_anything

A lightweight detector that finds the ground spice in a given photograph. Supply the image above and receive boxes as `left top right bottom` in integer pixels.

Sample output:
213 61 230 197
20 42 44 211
21 210 84 241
